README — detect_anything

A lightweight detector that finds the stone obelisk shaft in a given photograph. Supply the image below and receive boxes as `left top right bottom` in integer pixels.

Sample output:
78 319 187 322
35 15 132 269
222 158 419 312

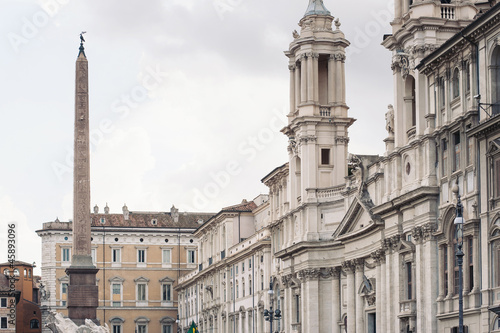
66 42 99 325
73 44 91 259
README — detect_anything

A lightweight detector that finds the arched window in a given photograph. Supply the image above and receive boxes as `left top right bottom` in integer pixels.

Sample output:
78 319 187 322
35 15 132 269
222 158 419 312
491 46 500 115
404 75 416 138
24 269 27 277
3 269 9 276
30 319 39 328
452 68 460 99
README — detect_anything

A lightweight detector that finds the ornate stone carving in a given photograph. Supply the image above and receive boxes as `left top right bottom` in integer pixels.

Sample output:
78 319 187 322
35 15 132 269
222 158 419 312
366 294 376 306
392 53 410 79
390 234 401 250
281 274 293 287
341 260 355 274
370 249 385 265
298 268 321 281
422 223 437 241
299 135 317 144
412 226 423 243
333 52 346 62
292 30 300 39
335 136 350 144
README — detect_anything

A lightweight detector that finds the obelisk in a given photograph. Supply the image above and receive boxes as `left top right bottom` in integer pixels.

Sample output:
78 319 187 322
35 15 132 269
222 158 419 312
65 33 99 325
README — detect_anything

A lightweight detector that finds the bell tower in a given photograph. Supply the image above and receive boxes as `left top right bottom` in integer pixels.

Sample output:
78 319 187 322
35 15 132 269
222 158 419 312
382 0 478 149
283 0 355 215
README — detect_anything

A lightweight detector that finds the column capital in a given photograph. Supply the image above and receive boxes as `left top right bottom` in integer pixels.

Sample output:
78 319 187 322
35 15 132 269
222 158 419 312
289 64 296 71
370 249 386 265
341 260 355 274
298 268 321 281
333 52 346 62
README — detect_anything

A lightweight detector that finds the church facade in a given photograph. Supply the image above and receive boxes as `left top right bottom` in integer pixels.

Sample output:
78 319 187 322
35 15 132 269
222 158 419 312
176 0 500 332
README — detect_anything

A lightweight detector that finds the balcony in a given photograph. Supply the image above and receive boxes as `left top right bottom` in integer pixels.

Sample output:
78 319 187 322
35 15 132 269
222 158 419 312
441 5 455 19
319 106 331 117
221 250 226 260
398 299 416 318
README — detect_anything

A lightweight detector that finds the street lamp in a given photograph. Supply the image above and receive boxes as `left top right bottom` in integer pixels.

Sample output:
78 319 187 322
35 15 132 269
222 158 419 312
263 277 281 333
454 194 464 333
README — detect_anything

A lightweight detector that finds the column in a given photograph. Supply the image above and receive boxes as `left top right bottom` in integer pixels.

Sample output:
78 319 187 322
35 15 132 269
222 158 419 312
328 54 336 104
383 240 393 333
380 254 387 333
355 259 365 333
300 54 307 103
335 54 342 106
332 268 341 333
395 0 402 18
422 226 438 333
307 53 314 102
313 53 319 103
373 251 383 333
472 236 480 293
301 277 308 332
342 261 356 333
289 64 296 115
284 281 292 333
295 61 301 108
306 271 320 332
256 310 261 333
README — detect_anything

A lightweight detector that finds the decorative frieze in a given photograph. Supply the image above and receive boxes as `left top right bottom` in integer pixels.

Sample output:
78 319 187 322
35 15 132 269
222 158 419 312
298 268 321 281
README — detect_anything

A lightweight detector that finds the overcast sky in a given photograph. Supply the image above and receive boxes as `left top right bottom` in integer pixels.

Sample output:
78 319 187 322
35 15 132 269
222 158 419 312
0 0 393 273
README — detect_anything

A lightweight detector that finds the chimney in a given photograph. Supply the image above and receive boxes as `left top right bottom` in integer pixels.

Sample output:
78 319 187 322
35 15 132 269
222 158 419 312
93 205 99 214
104 203 109 214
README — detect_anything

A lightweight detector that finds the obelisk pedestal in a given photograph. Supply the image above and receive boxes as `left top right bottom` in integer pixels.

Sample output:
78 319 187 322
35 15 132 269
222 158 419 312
65 37 99 326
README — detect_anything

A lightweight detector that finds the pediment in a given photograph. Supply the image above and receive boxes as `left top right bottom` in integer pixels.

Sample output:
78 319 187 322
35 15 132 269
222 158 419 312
333 195 382 240
134 276 150 283
159 276 175 283
487 138 500 155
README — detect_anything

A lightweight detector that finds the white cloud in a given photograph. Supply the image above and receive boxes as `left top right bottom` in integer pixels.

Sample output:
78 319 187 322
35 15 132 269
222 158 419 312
0 195 41 275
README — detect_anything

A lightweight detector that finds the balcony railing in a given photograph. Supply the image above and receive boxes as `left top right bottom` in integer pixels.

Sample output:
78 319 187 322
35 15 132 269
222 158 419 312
441 5 455 19
221 250 225 260
297 196 302 205
320 106 331 117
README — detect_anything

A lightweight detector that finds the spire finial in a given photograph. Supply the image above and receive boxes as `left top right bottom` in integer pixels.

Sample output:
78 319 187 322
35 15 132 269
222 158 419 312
304 0 331 17
78 31 87 58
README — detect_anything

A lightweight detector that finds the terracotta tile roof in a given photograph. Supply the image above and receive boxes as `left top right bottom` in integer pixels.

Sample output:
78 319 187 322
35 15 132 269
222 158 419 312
0 261 34 267
91 211 214 229
221 200 257 212
0 274 9 292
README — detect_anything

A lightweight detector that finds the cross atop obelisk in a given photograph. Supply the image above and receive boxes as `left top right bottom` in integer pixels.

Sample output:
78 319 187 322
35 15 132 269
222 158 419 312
65 33 99 326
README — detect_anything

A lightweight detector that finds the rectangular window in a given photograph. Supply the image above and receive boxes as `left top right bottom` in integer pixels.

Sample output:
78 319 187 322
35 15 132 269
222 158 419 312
112 249 121 263
249 280 252 295
242 262 245 272
230 267 233 277
469 238 474 291
62 283 68 294
62 248 70 262
261 275 264 290
91 248 96 264
162 325 172 333
321 148 330 165
465 62 471 92
137 284 146 301
162 249 171 264
0 298 6 308
496 160 500 197
406 262 412 300
295 295 300 323
439 77 445 108
162 284 171 302
112 284 120 295
1 317 7 329
453 131 461 171
467 137 473 166
442 139 448 175
188 250 195 264
249 258 252 269
112 301 121 307
138 249 145 263
113 325 121 333
137 325 147 333
444 246 449 295
236 265 239 275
